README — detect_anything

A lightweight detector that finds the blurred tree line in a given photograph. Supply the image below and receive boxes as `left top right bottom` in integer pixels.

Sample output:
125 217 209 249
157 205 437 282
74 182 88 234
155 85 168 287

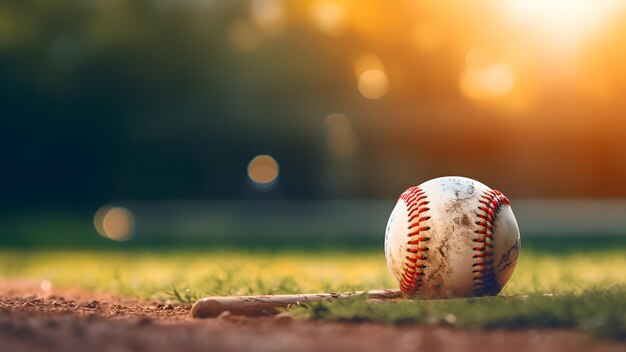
1 0 352 204
3 0 626 208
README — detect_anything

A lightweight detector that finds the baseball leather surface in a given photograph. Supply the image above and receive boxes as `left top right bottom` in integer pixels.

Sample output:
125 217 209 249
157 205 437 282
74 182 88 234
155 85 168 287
385 176 521 298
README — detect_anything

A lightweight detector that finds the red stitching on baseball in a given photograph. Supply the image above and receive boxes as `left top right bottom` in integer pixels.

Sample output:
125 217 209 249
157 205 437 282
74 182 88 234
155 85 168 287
399 187 432 296
472 189 510 296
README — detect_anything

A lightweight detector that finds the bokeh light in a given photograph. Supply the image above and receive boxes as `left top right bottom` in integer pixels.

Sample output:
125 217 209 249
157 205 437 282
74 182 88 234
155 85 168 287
250 0 285 35
459 48 516 101
94 206 135 241
323 113 358 157
247 154 280 191
309 1 347 36
464 47 491 68
357 69 388 100
459 64 516 100
40 280 52 292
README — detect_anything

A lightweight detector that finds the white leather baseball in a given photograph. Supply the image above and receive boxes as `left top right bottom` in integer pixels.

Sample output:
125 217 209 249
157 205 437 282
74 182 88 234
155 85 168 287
384 176 520 298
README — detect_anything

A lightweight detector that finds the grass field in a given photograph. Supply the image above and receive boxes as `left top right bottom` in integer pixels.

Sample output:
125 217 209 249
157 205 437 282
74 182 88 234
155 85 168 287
1 239 625 339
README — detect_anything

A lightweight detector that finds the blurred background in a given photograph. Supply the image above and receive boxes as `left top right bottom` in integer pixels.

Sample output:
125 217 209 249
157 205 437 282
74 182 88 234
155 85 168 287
2 0 626 247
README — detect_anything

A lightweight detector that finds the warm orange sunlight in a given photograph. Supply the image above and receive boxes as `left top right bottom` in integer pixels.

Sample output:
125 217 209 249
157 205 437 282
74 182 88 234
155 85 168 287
503 0 625 49
320 1 626 114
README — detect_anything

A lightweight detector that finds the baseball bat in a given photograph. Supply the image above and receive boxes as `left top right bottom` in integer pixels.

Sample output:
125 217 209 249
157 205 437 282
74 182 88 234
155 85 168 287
191 289 402 318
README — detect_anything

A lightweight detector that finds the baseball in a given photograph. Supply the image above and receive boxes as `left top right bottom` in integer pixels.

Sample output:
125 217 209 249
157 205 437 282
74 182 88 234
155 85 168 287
385 176 520 298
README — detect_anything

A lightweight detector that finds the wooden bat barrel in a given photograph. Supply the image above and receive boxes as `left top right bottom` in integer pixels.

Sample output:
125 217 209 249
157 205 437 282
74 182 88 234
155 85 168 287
191 289 402 318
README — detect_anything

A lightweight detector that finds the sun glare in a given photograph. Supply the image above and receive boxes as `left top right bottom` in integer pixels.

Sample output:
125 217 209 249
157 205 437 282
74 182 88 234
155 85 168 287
504 0 623 46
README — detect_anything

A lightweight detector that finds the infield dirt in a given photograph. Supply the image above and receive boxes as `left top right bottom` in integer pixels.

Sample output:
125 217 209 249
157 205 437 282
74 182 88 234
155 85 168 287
0 279 623 352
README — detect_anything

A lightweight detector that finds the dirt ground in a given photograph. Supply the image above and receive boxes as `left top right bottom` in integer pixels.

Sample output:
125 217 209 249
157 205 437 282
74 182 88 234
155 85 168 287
0 279 624 352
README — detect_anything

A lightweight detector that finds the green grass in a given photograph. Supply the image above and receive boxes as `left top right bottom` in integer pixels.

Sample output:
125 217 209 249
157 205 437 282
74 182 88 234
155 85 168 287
0 240 624 338
294 288 625 339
